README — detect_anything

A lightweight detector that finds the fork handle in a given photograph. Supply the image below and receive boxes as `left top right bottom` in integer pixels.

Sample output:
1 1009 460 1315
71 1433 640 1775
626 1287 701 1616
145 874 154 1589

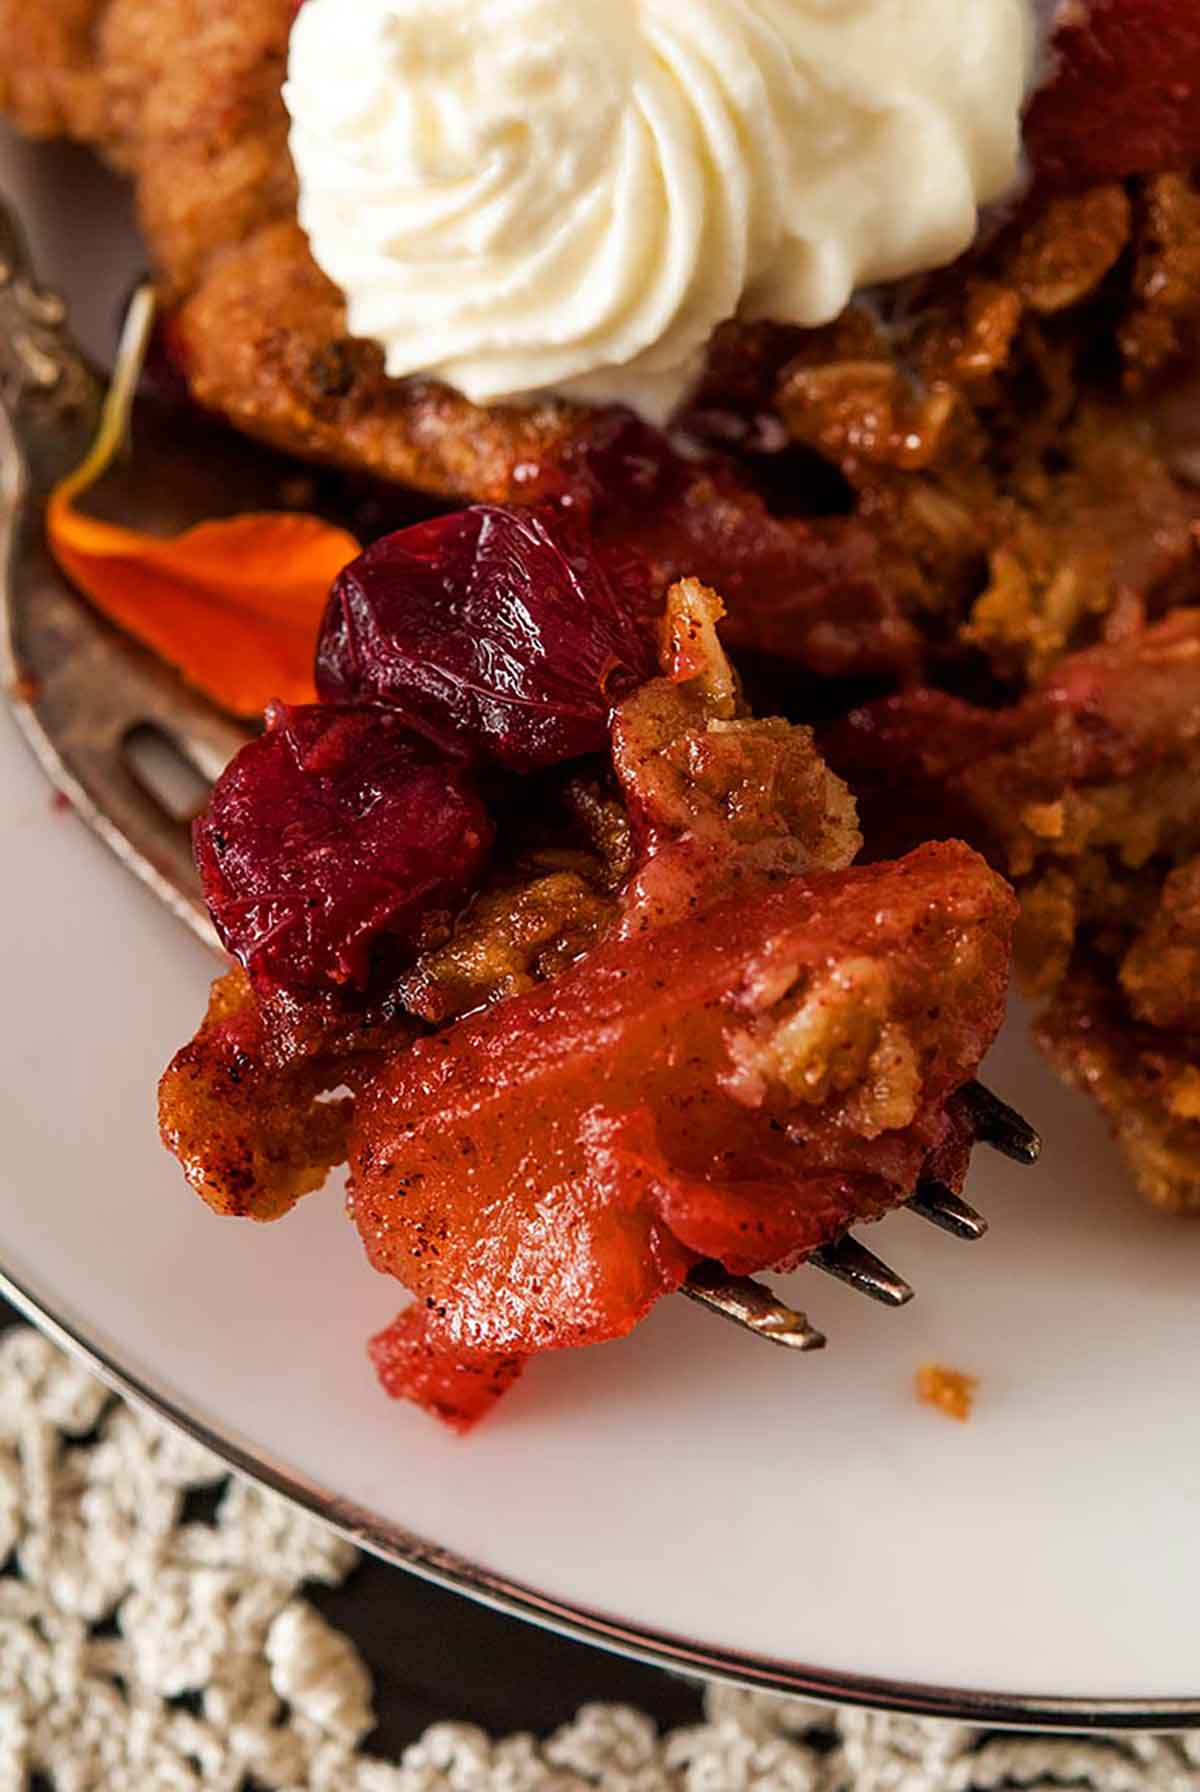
0 196 101 497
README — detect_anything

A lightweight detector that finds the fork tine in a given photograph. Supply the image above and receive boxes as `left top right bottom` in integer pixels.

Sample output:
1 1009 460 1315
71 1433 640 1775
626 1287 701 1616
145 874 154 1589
962 1080 1042 1165
908 1178 989 1241
683 1262 826 1351
809 1235 914 1307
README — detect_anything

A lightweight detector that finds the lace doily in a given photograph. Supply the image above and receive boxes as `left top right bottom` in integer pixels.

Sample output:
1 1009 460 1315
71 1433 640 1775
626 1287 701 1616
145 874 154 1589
1 1322 1196 1791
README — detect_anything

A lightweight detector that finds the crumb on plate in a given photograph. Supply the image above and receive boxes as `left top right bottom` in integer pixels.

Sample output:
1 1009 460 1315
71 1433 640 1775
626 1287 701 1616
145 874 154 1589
916 1362 978 1422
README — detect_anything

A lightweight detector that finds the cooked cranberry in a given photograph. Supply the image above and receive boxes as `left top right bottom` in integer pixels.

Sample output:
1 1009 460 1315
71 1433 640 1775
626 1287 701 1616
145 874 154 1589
1025 0 1200 187
316 505 657 772
559 413 917 681
558 412 686 518
196 702 492 994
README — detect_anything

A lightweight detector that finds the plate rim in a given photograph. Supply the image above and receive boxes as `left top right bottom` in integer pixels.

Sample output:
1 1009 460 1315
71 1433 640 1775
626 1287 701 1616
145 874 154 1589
4 1257 1198 1733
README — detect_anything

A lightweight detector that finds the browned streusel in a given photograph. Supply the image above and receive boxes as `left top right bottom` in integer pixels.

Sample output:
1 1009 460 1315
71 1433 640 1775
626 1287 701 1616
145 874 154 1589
1038 969 1200 1213
157 962 364 1222
748 176 1200 684
826 613 1200 1210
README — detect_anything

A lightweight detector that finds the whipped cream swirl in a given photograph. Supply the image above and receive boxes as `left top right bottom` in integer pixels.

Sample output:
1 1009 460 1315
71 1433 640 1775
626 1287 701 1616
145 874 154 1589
286 0 1035 423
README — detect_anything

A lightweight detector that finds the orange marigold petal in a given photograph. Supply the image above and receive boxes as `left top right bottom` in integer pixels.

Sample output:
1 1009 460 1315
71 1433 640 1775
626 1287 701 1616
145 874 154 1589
47 496 360 718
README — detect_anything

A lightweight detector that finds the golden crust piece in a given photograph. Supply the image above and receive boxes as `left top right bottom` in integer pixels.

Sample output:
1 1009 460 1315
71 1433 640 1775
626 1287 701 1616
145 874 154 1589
0 0 109 142
0 0 590 494
181 221 581 503
1038 969 1200 1214
157 964 359 1222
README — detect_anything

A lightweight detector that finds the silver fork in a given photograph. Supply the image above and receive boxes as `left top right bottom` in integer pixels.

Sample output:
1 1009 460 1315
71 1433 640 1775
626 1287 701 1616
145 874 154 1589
0 201 1040 1356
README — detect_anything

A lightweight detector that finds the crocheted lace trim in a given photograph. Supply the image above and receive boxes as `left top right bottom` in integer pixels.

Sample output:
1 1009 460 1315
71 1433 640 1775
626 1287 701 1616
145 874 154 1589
1 1324 1194 1790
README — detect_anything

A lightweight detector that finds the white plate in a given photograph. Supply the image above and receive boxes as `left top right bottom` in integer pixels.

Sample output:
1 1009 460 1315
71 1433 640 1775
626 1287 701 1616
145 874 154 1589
3 129 1199 1729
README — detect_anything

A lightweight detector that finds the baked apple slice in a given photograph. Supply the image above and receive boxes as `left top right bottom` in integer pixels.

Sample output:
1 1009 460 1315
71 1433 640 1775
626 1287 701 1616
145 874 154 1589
356 838 1015 1428
354 580 1015 1428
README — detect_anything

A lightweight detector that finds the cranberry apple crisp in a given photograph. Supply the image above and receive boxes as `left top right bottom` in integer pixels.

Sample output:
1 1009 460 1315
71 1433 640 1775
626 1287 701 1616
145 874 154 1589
159 517 1014 1426
5 10 1199 1204
5 0 1200 1419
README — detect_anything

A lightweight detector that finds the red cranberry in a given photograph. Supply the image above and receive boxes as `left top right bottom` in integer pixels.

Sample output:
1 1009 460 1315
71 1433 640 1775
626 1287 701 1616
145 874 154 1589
196 703 492 994
316 505 657 772
1025 0 1200 187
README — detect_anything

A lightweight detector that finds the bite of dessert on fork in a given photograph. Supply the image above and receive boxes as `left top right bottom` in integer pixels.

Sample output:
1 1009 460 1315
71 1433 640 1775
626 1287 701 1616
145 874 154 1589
158 526 1024 1429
